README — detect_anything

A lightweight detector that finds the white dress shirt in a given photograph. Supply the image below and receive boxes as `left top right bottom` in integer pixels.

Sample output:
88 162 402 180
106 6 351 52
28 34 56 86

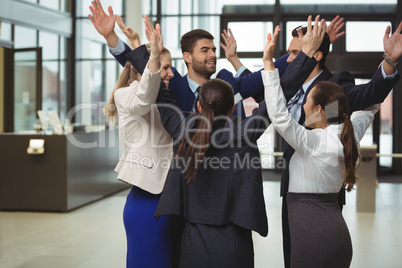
263 69 379 193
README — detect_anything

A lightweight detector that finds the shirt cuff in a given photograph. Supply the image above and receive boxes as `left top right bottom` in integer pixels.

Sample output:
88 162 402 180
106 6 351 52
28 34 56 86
108 37 126 55
381 64 399 79
235 66 247 78
234 93 243 105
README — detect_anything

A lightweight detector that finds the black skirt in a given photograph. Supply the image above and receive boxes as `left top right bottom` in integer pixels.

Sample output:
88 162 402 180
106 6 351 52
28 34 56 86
179 222 254 268
287 192 352 268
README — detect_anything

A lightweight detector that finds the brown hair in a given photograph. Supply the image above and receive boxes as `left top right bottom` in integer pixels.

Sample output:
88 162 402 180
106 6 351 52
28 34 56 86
180 29 214 54
291 26 330 69
104 62 139 121
311 81 359 191
176 79 234 182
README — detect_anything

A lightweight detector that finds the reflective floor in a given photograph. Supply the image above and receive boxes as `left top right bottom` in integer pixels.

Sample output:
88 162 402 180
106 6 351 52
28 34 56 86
1 177 402 268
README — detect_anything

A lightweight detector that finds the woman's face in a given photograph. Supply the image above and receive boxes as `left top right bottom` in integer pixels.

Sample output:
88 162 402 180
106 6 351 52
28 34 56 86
160 52 174 88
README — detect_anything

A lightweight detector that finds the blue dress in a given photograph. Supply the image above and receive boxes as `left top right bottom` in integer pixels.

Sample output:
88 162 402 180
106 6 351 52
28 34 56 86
123 186 170 268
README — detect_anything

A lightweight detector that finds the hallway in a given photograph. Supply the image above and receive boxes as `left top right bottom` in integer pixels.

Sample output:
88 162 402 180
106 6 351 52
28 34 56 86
1 179 402 268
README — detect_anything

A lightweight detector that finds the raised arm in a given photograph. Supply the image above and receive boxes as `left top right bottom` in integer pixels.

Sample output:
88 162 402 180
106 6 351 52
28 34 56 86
88 0 118 47
280 15 327 96
126 16 162 116
115 14 141 50
326 15 345 44
263 26 320 157
351 105 380 142
156 88 187 141
219 28 244 72
336 22 401 111
382 21 402 75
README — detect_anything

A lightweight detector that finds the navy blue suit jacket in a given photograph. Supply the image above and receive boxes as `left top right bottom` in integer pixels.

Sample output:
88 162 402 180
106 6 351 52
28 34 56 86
111 42 290 118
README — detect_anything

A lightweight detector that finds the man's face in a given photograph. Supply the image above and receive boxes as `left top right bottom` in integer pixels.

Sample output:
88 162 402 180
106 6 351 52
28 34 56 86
287 36 302 63
188 38 217 79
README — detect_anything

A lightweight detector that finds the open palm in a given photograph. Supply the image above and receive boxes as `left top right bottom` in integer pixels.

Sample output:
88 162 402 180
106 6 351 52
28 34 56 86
89 0 115 38
383 21 402 63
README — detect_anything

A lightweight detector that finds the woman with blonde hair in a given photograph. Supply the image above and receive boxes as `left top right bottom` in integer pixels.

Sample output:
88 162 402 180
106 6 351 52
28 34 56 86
103 16 174 268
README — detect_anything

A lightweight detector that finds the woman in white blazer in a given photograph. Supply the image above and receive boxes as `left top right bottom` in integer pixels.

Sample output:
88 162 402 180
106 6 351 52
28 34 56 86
104 17 174 268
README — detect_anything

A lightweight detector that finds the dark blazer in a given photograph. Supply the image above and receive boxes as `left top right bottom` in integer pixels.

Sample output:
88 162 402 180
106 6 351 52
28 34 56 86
112 41 290 118
217 54 290 104
279 51 401 197
154 87 271 237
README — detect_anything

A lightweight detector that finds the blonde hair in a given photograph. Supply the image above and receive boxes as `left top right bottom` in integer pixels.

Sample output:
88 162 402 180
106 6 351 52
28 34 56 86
104 62 139 121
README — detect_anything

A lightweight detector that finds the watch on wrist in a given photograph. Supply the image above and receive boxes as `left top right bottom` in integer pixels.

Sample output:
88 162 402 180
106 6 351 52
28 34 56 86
383 53 399 68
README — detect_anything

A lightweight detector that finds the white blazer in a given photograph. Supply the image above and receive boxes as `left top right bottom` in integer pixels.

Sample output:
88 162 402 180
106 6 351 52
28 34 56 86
114 64 173 194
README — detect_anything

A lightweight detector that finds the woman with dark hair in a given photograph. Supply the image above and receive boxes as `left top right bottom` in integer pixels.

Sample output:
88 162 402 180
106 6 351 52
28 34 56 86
154 77 273 266
263 26 379 268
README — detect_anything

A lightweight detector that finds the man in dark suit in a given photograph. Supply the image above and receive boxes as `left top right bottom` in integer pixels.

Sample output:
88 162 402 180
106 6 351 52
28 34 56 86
279 15 402 268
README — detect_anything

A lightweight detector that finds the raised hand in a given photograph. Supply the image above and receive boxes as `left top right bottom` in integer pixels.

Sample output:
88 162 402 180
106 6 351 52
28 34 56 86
219 29 244 71
384 21 402 64
263 25 281 71
144 15 163 73
326 15 345 44
299 15 327 58
115 14 141 49
220 29 237 58
88 0 117 46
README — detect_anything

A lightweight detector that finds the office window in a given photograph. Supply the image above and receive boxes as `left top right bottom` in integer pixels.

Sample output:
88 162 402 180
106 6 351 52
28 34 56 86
228 22 273 52
281 0 396 3
76 60 103 126
75 0 125 127
14 26 37 49
346 21 391 52
59 60 67 120
39 0 59 10
80 0 122 17
42 61 59 113
60 36 67 60
0 21 12 42
162 0 179 14
39 31 59 60
20 0 38 3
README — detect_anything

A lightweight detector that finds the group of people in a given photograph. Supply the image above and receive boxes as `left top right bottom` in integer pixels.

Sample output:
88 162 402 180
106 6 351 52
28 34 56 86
89 0 402 267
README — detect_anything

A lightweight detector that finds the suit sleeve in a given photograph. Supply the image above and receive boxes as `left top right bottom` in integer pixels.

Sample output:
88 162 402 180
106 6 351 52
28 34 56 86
156 87 187 140
264 69 321 159
350 105 379 142
336 68 400 112
280 51 318 101
125 45 150 75
126 65 161 116
233 101 270 143
218 54 291 104
110 41 132 67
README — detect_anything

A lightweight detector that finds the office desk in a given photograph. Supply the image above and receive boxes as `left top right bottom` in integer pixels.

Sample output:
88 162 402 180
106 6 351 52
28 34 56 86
0 130 130 212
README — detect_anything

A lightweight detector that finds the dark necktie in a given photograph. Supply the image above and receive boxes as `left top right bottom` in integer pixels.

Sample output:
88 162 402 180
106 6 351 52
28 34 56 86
287 87 304 111
194 86 200 113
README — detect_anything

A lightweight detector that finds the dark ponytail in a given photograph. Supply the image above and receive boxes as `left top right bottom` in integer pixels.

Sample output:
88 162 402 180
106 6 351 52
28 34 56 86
340 114 360 191
312 81 360 191
176 79 234 182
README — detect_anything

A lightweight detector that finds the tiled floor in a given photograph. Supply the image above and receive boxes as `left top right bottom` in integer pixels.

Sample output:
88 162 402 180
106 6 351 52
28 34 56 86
1 177 402 268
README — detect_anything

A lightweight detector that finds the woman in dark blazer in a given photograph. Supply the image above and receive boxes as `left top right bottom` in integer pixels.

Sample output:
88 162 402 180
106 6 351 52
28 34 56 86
153 77 270 267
